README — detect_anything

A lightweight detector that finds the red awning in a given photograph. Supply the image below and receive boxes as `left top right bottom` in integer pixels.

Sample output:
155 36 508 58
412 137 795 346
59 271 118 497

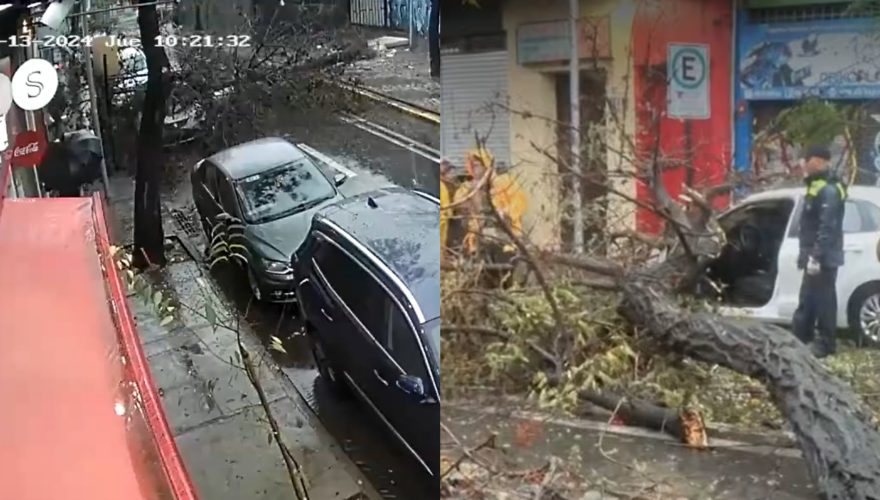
0 195 197 500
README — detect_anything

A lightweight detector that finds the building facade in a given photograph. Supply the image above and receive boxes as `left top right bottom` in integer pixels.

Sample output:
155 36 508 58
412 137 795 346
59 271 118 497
441 0 735 248
733 0 880 187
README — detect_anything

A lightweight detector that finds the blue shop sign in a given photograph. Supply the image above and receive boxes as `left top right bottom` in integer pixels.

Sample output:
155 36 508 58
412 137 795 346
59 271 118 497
739 17 880 100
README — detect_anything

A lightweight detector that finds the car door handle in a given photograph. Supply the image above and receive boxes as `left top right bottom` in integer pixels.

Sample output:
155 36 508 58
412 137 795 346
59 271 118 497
373 369 389 386
320 308 333 322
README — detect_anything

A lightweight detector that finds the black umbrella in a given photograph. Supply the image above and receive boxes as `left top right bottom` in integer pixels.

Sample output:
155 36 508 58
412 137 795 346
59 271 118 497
37 130 104 196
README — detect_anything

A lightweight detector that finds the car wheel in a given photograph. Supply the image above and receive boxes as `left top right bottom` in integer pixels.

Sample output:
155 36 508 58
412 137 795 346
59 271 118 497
247 267 263 301
309 331 349 397
848 284 880 347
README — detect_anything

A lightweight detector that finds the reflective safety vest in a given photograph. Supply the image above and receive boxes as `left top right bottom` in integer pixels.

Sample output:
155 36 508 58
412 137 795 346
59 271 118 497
806 177 846 200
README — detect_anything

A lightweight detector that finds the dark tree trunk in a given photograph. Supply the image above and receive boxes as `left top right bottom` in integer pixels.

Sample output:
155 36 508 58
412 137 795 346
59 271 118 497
132 0 169 269
555 139 880 497
618 274 880 500
429 0 440 78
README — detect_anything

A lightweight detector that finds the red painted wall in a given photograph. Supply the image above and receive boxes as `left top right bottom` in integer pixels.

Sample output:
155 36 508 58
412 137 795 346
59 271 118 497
632 0 733 234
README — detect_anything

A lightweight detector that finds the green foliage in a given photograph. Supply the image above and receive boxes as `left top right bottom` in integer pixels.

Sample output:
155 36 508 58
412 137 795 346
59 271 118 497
774 99 848 147
442 267 880 428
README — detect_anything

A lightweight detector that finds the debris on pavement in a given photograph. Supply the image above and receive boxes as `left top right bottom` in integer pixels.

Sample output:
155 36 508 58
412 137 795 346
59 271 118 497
346 36 439 112
108 173 380 500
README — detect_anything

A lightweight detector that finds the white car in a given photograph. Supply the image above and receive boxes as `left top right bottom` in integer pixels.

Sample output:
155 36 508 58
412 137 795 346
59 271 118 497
708 185 880 344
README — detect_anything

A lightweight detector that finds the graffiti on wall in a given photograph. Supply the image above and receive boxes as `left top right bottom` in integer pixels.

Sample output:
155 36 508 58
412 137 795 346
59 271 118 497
739 17 880 100
389 0 429 35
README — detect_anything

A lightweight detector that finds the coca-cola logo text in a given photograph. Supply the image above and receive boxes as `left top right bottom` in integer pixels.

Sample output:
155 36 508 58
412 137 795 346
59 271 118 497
13 141 40 158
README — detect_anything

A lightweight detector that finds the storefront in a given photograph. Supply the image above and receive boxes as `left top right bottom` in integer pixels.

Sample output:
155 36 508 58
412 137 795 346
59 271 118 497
512 13 614 249
498 0 638 248
734 1 880 188
439 0 509 171
631 0 734 233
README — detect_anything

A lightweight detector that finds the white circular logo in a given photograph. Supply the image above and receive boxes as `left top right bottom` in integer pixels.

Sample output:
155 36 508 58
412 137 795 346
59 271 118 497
11 58 58 111
0 75 11 116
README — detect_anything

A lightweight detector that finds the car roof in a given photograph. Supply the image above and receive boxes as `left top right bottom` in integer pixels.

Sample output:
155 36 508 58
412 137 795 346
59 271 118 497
741 184 880 203
316 187 441 321
207 137 307 180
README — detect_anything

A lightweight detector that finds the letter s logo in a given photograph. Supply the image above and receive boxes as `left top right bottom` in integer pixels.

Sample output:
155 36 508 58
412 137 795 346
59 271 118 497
25 70 44 98
11 58 58 111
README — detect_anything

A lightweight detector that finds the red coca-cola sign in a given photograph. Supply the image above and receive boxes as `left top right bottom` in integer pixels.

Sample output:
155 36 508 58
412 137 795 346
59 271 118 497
10 130 47 168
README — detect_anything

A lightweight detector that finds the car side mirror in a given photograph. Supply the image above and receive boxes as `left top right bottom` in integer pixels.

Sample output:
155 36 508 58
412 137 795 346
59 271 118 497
334 173 347 187
395 374 425 399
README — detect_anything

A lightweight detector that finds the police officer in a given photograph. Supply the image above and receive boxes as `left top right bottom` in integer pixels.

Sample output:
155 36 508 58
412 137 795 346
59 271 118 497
793 145 846 358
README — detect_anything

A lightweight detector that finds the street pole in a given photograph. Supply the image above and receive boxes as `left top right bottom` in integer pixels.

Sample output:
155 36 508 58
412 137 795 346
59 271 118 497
82 0 111 199
24 20 42 197
409 0 414 49
569 0 583 252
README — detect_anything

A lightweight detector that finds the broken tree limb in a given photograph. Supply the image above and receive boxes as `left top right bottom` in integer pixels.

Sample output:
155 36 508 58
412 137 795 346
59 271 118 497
580 390 683 440
618 275 880 500
578 389 707 448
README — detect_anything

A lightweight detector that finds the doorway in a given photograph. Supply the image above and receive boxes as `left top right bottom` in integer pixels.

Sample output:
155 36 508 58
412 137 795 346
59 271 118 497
555 70 608 253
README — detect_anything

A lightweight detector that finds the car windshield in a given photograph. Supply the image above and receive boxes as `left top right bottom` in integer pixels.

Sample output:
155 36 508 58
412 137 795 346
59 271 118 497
422 317 440 368
235 159 335 224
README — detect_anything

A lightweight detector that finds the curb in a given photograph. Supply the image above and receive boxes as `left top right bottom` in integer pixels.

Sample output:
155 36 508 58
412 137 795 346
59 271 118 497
445 401 800 456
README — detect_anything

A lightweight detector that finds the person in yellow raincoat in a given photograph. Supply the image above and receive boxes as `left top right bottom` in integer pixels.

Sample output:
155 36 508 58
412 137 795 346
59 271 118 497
452 147 527 257
439 159 452 256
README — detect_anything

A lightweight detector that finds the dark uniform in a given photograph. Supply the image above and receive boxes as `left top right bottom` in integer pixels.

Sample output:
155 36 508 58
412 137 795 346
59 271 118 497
792 171 846 356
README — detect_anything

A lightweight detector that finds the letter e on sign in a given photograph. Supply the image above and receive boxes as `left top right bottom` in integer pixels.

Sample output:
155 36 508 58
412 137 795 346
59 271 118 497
668 43 710 119
10 130 47 168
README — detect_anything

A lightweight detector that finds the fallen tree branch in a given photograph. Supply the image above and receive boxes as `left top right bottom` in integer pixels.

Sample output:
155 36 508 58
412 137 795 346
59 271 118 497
440 424 498 479
237 300 310 500
578 389 707 448
444 324 559 369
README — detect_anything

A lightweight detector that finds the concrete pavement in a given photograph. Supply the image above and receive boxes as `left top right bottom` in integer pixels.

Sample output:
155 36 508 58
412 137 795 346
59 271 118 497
347 36 439 112
109 174 380 500
443 400 816 500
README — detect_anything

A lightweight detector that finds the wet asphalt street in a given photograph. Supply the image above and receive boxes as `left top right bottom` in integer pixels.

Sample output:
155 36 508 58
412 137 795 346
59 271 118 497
174 109 439 499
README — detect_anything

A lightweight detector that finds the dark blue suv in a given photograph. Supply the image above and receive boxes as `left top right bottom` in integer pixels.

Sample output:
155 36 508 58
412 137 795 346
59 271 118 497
292 187 440 478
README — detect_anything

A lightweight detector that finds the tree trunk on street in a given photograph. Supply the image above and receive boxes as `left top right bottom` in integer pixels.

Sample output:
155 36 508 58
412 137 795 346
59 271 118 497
552 147 880 498
429 0 440 78
617 273 880 500
132 0 170 269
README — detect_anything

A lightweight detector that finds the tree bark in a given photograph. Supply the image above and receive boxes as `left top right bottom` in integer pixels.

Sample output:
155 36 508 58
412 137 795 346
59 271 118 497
617 273 880 500
556 148 880 496
429 0 440 78
132 0 169 269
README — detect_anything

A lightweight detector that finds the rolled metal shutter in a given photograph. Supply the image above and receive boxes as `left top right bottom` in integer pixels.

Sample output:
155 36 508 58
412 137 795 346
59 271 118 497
350 0 388 28
440 50 510 172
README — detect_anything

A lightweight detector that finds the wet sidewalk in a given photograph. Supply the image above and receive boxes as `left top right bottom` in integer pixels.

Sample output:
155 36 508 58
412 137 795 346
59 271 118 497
107 174 380 500
345 35 439 112
443 400 816 499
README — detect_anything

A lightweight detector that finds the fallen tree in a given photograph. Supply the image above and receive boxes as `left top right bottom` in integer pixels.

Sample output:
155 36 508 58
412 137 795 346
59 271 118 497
445 127 880 498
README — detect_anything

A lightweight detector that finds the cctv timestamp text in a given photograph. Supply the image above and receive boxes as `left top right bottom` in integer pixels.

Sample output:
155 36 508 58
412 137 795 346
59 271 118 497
154 35 252 48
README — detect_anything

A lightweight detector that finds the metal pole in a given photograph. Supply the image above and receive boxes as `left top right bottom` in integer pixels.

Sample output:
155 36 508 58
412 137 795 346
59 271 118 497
24 108 42 197
24 23 42 197
569 0 583 252
409 0 414 48
82 0 111 199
